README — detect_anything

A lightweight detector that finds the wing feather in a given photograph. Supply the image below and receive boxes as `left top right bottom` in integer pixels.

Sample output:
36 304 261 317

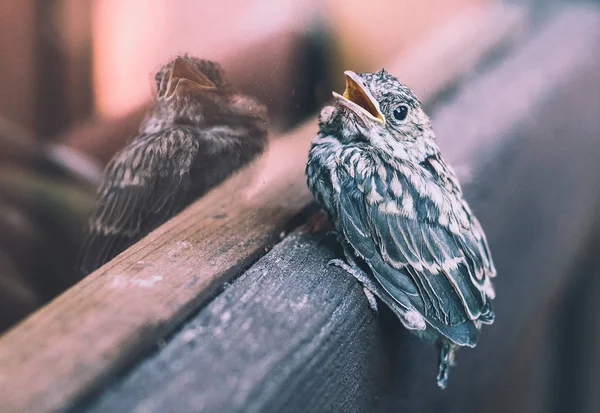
334 155 495 345
78 128 199 274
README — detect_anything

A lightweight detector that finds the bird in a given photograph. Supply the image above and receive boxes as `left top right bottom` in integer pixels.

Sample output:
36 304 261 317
306 69 496 388
78 55 269 275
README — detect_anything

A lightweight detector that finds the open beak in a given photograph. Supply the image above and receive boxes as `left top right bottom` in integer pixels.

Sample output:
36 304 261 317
333 70 385 125
160 57 217 99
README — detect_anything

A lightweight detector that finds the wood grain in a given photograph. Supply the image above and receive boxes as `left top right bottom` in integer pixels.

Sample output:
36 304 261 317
0 4 525 413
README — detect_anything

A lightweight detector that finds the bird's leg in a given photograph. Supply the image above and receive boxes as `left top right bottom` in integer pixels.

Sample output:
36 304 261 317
328 258 379 312
327 240 425 330
328 245 429 334
328 240 380 312
436 340 458 389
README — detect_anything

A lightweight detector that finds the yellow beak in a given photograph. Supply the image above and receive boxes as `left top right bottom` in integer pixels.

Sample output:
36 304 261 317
333 70 385 125
161 57 217 99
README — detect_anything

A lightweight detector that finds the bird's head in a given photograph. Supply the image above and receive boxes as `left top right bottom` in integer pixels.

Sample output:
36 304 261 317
321 69 436 160
150 56 267 129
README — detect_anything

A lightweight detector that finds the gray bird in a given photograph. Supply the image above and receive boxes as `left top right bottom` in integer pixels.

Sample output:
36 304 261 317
306 69 496 388
78 56 268 275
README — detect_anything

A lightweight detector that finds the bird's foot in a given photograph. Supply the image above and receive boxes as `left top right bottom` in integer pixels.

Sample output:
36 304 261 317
328 258 379 313
362 286 378 312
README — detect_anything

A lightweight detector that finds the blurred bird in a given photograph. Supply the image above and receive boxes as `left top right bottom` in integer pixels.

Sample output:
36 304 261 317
306 69 496 388
78 56 269 275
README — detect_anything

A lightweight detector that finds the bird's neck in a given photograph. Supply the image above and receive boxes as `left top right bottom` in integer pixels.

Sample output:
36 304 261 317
139 102 204 134
369 131 439 165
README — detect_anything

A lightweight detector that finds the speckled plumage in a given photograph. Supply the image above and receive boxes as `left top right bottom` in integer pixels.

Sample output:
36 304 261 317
306 69 496 388
78 56 268 275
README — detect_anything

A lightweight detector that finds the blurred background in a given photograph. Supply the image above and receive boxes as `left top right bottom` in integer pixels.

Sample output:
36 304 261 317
0 0 599 412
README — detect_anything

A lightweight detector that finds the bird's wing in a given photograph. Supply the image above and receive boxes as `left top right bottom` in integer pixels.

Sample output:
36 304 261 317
335 154 494 345
78 129 200 274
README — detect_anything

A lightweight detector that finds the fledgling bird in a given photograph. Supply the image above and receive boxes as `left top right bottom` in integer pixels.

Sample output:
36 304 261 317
78 56 268 275
306 69 496 388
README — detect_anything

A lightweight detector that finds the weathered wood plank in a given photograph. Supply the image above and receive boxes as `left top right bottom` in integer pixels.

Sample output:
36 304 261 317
0 4 525 413
86 221 403 413
84 7 600 413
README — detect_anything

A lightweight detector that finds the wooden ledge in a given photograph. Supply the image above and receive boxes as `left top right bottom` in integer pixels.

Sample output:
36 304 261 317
0 4 525 413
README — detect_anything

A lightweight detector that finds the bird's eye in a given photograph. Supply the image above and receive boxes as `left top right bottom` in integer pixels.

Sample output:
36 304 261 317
393 105 409 122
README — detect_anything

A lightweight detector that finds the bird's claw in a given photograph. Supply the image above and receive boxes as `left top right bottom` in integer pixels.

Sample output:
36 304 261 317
327 258 346 268
363 286 378 313
328 258 379 313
